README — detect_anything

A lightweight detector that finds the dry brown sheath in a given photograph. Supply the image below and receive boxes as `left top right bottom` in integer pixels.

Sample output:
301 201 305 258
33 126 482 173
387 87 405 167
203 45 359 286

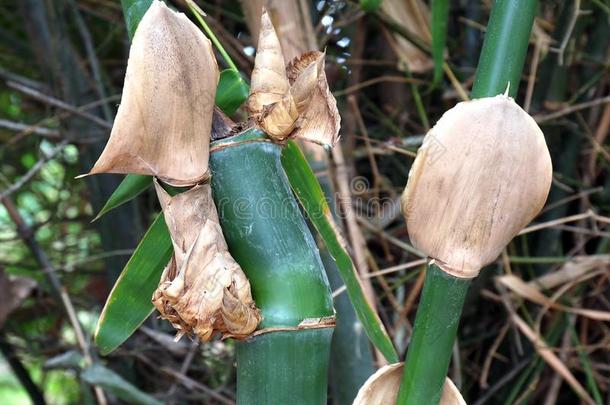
84 0 219 187
402 95 553 278
152 180 261 341
247 10 339 147
287 51 340 147
381 0 433 73
247 9 291 116
353 363 466 405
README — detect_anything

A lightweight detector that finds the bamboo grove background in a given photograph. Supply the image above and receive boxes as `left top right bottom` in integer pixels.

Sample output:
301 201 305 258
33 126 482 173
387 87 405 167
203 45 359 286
0 0 609 404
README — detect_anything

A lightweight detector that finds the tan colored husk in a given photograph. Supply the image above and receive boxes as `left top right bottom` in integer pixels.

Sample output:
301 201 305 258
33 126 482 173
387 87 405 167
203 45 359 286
152 180 261 341
257 92 300 140
402 95 553 278
353 363 466 405
287 52 340 147
380 0 433 73
247 9 290 115
289 52 322 113
238 1 331 160
84 1 218 187
247 11 339 146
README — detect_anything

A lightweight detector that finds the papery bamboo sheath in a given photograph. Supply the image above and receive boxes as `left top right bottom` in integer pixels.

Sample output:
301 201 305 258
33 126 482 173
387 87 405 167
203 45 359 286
398 1 540 403
86 0 218 187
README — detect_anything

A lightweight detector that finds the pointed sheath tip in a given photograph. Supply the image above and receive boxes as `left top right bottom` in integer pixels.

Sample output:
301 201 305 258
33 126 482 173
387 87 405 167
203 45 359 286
247 6 289 114
85 0 217 187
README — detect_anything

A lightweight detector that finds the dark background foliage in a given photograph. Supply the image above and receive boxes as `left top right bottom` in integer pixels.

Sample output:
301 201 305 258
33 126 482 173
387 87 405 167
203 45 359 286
0 0 608 403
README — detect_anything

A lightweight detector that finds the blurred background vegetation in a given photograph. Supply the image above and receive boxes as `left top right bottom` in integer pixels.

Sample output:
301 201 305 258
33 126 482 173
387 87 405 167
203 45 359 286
0 0 608 404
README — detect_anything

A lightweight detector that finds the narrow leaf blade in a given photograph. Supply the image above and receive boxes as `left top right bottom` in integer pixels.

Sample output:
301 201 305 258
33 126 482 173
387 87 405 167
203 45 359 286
93 174 152 221
281 141 399 363
215 69 249 115
121 0 154 40
431 0 449 87
94 213 172 355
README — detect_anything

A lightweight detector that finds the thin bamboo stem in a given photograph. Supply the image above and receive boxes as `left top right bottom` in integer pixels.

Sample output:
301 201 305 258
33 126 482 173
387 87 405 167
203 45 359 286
0 332 47 405
470 0 538 99
398 0 538 403
396 264 470 403
185 0 239 72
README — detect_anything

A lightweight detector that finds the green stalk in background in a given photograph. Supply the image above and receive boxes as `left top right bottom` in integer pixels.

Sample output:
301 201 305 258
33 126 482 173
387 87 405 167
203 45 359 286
397 1 538 403
98 0 395 368
397 264 470 404
209 129 334 404
431 0 449 87
470 0 538 98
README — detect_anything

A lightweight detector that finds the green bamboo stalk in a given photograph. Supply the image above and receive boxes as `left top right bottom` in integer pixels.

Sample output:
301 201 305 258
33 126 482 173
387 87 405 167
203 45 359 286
209 129 334 404
397 264 469 404
397 1 538 403
470 0 538 99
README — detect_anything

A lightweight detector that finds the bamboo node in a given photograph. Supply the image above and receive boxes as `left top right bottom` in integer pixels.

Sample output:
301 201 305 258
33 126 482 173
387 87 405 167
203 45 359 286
243 315 337 339
431 259 480 279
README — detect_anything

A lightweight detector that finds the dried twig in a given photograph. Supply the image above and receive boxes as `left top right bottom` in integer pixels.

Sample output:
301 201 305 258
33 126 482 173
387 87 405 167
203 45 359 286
0 119 60 139
534 95 610 124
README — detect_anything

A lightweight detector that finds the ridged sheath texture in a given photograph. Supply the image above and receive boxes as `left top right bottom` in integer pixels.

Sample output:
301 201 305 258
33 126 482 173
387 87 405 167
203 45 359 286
86 0 219 186
246 10 339 147
402 95 552 278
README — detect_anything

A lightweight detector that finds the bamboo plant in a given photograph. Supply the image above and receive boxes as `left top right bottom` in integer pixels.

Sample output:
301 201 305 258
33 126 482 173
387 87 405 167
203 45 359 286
90 3 335 403
396 1 545 404
85 1 399 403
85 0 552 403
349 0 551 403
205 12 343 401
237 4 377 402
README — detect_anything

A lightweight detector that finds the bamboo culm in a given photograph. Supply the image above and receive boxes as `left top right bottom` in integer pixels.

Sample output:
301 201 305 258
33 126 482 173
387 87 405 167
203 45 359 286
397 1 539 403
209 129 335 404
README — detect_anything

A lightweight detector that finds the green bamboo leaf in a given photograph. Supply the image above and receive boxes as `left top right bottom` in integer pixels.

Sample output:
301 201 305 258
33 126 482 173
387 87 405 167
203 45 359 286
281 141 399 364
215 69 249 115
360 0 382 12
431 0 449 87
94 213 172 355
93 175 152 222
82 364 162 405
121 0 154 40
